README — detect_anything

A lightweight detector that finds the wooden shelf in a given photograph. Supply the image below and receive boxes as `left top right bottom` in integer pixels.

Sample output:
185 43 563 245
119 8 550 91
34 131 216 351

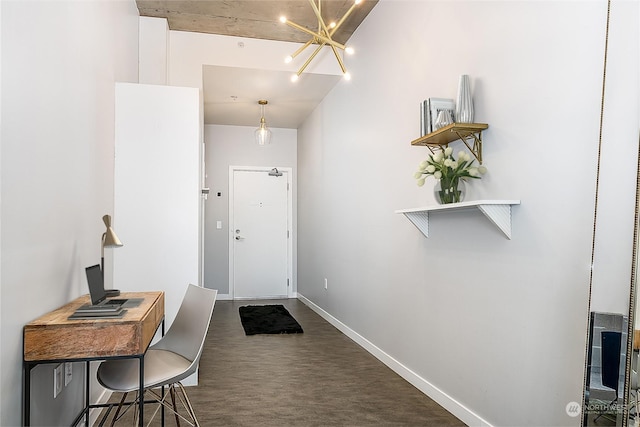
411 123 488 164
396 200 520 239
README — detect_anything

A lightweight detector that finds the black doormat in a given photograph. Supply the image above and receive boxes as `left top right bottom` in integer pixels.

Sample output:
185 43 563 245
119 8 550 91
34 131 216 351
239 305 304 335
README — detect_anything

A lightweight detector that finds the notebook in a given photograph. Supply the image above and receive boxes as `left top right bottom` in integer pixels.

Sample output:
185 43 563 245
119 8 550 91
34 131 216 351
75 264 142 313
67 308 126 319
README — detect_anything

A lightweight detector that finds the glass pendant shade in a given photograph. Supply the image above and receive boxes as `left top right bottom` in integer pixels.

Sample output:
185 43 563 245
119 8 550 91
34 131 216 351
255 100 272 145
255 118 272 146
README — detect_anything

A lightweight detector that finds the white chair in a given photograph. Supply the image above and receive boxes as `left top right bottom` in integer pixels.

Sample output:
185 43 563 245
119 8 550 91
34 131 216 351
97 284 217 426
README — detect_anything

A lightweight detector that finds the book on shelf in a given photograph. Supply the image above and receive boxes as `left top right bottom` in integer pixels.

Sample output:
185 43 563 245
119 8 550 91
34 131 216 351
420 99 431 137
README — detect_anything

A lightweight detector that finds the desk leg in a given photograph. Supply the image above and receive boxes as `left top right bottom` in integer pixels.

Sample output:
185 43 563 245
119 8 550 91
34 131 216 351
161 318 165 427
23 362 33 426
85 361 90 427
138 356 144 427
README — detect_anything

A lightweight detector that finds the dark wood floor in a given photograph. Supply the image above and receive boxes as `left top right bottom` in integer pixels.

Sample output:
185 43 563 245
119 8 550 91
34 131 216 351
100 298 464 426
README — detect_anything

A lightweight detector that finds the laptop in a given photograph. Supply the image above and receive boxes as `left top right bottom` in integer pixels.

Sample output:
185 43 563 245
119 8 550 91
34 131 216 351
75 264 142 313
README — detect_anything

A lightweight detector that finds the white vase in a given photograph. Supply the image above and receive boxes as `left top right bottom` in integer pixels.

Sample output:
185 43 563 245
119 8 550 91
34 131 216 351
455 74 474 123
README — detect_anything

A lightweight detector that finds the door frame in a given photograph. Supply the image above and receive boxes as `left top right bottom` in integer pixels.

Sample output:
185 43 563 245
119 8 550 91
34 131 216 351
228 165 293 300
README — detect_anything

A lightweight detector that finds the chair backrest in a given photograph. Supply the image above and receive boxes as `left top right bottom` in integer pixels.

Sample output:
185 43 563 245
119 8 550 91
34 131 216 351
601 330 622 394
152 284 217 372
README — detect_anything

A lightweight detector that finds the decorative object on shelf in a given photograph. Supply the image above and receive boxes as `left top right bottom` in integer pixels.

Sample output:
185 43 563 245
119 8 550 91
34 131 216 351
455 74 474 123
255 100 272 146
414 146 487 204
420 99 431 136
433 110 453 130
434 178 465 204
428 98 455 131
280 0 361 82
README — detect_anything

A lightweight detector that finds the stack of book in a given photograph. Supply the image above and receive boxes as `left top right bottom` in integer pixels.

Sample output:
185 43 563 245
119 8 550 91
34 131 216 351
68 303 126 319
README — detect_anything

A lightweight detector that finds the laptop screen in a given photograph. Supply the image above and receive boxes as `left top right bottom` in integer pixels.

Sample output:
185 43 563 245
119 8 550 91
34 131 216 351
85 264 106 305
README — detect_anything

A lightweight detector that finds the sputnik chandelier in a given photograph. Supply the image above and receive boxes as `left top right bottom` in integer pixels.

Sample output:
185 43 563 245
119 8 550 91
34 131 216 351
280 0 362 82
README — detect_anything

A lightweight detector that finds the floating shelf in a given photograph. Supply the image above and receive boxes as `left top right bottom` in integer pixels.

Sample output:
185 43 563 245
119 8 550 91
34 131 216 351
411 123 488 164
396 200 520 239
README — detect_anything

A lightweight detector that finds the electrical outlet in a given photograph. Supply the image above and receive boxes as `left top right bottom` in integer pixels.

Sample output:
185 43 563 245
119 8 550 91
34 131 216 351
64 362 72 386
53 364 63 398
324 278 328 290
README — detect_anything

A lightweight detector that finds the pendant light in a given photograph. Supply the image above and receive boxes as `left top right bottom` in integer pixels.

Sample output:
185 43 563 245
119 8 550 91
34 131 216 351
280 0 361 81
255 100 272 146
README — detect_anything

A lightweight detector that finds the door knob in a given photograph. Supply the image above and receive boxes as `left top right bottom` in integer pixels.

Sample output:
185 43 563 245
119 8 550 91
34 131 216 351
235 236 244 240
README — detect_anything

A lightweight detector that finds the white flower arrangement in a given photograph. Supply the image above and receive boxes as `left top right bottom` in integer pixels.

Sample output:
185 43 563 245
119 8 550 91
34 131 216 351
414 147 487 203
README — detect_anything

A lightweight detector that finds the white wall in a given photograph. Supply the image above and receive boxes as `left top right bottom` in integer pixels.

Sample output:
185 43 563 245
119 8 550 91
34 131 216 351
139 16 169 85
204 125 297 297
297 1 638 426
1 1 139 425
113 83 201 329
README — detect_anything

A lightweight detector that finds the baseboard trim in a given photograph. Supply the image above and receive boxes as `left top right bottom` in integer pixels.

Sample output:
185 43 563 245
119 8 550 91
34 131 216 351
297 293 492 427
214 293 298 301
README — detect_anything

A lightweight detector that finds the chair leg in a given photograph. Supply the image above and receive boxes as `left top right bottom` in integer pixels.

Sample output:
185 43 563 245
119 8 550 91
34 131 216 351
109 392 129 427
175 382 199 427
141 386 198 427
594 394 619 422
170 385 181 427
133 391 140 427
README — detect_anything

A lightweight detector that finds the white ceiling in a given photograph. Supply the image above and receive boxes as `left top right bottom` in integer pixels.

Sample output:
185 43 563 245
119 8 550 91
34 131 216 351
203 65 342 129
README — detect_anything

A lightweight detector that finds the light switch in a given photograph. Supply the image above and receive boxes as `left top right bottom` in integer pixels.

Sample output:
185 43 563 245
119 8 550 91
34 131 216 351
216 221 222 229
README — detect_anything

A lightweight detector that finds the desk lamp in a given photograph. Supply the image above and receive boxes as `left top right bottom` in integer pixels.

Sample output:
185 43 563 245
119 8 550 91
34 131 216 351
101 214 123 297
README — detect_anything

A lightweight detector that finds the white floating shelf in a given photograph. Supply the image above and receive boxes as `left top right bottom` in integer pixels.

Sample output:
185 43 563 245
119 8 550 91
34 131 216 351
396 200 521 239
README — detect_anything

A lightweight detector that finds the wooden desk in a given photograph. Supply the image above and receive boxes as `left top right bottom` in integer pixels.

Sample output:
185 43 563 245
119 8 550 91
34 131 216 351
23 291 164 426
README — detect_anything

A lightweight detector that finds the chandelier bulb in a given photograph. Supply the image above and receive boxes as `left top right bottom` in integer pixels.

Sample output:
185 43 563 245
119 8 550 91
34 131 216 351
345 46 355 55
285 55 293 64
279 16 287 23
291 74 299 83
343 72 352 81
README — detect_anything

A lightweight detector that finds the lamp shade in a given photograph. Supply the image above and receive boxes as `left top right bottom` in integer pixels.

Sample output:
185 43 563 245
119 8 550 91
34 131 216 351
255 120 272 146
255 100 272 145
102 215 123 248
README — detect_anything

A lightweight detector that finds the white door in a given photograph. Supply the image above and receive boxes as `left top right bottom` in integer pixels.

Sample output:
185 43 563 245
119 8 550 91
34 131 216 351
230 167 291 299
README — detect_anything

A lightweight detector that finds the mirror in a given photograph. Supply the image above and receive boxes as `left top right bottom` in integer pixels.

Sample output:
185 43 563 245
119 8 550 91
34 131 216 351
583 151 640 427
582 1 640 426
